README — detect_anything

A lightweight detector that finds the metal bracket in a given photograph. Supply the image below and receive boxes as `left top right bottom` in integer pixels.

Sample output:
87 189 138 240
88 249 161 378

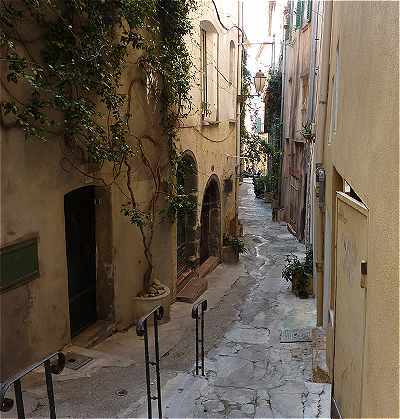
360 260 367 288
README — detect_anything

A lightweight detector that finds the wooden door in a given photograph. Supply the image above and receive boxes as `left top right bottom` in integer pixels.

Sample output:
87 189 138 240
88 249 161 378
64 186 97 337
333 192 368 418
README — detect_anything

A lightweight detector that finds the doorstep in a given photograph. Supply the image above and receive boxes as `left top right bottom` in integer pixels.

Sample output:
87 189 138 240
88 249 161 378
198 256 220 278
71 320 113 348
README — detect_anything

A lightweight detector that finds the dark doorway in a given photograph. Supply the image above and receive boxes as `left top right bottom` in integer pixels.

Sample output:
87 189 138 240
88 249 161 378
200 177 220 264
176 153 198 282
64 186 97 337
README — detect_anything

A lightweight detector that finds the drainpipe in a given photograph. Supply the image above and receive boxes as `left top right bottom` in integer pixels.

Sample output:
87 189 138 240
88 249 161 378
234 0 243 233
314 0 333 326
278 32 287 209
305 2 319 249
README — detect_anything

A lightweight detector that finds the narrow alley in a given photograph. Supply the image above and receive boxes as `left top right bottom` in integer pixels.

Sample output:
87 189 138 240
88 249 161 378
6 180 330 418
1 2 398 418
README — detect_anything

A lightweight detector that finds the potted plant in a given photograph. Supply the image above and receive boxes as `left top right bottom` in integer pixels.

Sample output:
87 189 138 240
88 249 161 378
132 188 197 323
303 247 314 296
222 235 247 263
252 175 265 198
282 253 310 298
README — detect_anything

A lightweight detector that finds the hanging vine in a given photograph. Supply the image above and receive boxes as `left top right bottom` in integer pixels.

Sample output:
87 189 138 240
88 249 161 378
0 0 197 295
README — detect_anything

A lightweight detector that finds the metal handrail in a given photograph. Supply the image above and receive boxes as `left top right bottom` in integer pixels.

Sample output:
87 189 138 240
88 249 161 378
136 305 164 419
191 299 208 376
0 352 65 418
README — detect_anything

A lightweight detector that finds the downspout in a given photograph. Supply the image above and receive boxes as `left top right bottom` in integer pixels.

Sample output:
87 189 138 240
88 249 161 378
235 0 243 230
314 0 333 326
305 2 319 246
278 33 286 209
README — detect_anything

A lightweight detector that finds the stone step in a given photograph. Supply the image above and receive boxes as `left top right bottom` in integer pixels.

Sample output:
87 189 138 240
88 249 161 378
199 256 220 278
176 274 207 303
177 268 196 293
311 327 331 383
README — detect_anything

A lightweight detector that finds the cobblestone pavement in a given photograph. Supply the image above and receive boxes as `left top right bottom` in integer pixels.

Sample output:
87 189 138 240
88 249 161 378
7 179 330 418
132 179 331 418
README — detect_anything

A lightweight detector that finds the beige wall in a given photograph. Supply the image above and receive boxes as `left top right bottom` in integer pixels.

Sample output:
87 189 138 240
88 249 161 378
0 57 171 376
0 0 240 378
315 2 399 417
180 0 241 240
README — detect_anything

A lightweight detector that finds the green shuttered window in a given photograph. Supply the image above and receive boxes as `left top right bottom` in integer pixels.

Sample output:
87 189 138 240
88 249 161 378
307 0 312 22
296 1 304 29
0 237 39 292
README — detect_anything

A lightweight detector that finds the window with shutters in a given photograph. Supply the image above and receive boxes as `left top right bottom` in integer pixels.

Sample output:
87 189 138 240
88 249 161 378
295 1 304 29
306 0 312 22
200 21 218 121
201 28 208 113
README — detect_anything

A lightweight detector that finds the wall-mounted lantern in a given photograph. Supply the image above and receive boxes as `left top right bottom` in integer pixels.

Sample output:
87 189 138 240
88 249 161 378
254 70 267 95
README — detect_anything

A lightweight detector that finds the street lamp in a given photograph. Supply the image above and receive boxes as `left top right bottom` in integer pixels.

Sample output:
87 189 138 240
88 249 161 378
254 70 267 95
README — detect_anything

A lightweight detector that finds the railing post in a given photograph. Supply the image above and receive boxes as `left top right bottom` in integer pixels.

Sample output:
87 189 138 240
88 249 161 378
0 352 65 419
14 380 25 419
191 299 208 376
44 359 56 419
136 305 164 419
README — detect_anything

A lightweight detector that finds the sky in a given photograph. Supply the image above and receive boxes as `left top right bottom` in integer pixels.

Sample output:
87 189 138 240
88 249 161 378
241 0 285 131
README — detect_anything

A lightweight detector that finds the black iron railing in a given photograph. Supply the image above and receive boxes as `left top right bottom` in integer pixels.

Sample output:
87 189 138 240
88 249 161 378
0 352 65 419
136 305 164 419
191 299 208 376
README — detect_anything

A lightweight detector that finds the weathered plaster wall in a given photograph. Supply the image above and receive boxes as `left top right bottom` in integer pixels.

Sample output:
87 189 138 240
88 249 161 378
281 18 312 240
179 0 240 255
321 2 399 417
1 129 83 379
0 0 240 378
0 47 171 375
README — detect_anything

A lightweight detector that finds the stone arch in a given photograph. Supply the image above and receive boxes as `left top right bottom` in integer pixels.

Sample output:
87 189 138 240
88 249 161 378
176 152 199 280
200 175 221 264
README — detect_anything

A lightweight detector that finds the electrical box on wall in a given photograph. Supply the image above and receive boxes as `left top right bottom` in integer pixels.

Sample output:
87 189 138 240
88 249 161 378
315 164 326 208
224 178 233 193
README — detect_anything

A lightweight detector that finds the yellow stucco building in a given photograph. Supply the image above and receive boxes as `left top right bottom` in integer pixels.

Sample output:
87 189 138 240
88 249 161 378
312 2 399 418
0 0 243 379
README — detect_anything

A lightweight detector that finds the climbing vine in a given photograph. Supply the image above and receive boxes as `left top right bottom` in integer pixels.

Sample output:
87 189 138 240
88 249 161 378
239 49 252 171
264 67 282 200
0 0 197 294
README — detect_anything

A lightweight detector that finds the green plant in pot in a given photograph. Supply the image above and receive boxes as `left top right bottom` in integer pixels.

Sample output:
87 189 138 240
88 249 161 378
282 253 309 298
224 236 247 254
223 235 247 263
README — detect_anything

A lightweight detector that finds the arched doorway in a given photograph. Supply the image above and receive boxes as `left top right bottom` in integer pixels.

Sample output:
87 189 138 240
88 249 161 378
176 152 198 280
200 176 221 264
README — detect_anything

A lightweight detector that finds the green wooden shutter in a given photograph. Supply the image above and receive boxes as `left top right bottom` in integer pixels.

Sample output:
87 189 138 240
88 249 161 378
296 1 304 29
307 0 312 22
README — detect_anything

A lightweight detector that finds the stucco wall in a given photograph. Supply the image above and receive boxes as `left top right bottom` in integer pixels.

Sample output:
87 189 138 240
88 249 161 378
179 0 240 246
281 18 312 239
0 0 240 378
320 2 399 417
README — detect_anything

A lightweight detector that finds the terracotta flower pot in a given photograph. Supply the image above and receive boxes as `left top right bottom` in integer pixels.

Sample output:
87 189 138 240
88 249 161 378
222 245 239 264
